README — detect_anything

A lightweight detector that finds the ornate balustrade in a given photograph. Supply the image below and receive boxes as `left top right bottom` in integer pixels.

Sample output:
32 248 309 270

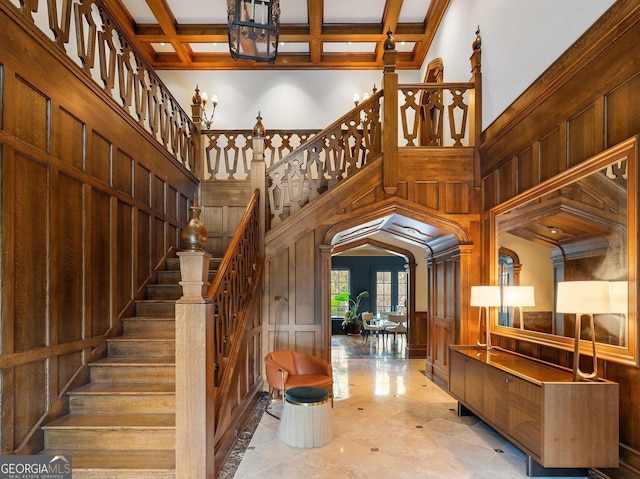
265 91 383 226
203 129 319 180
207 189 262 389
399 82 475 147
7 0 197 170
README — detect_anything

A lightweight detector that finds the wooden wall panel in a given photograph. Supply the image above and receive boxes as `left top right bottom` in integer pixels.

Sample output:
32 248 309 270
54 173 83 344
153 175 165 213
539 127 564 182
445 181 470 214
606 72 640 148
498 160 516 204
14 361 46 450
414 180 439 209
57 108 84 170
114 149 133 197
517 146 536 193
116 201 134 313
136 164 151 207
294 231 315 326
91 189 111 336
14 77 48 152
568 104 601 168
90 132 111 186
13 153 48 352
137 210 151 284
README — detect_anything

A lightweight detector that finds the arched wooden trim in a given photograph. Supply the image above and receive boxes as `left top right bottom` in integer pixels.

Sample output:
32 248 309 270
322 198 471 246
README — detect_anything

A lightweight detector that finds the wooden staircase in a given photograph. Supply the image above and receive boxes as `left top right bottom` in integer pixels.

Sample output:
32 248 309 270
40 257 219 479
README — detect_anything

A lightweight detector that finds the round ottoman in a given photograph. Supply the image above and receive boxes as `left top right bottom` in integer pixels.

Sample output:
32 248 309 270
278 386 333 448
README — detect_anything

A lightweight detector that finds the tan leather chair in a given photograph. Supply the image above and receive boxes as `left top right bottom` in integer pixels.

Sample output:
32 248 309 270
264 350 333 400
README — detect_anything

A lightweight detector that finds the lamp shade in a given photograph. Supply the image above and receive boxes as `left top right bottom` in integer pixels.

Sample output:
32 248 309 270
470 286 501 307
609 281 628 314
556 281 611 314
503 285 535 307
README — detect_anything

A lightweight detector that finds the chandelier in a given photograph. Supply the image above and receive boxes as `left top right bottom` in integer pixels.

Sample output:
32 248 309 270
228 0 280 64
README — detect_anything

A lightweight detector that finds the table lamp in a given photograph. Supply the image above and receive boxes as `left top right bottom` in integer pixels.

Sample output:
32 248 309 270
503 285 535 330
470 285 501 349
556 281 611 381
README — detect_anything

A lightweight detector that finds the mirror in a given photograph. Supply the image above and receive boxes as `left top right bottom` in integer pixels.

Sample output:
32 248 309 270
490 137 638 366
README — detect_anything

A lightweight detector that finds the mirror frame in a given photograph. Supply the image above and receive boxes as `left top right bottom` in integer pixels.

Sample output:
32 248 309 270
490 136 638 366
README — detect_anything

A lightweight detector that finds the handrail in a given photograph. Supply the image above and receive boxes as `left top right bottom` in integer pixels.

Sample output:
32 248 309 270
207 189 262 386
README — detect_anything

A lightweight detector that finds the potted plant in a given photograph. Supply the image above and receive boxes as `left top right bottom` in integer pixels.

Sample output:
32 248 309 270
334 291 369 335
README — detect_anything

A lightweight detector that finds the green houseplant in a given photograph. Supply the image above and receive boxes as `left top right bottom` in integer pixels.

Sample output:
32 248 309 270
334 291 369 333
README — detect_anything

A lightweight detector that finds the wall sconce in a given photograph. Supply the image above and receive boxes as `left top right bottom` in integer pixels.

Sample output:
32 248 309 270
353 93 360 106
502 285 535 330
556 281 611 381
353 86 376 107
192 85 218 129
228 0 280 64
470 286 501 349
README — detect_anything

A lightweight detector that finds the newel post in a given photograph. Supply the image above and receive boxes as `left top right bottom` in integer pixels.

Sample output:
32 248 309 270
469 28 483 188
175 250 215 479
191 85 206 180
251 112 267 252
382 30 398 197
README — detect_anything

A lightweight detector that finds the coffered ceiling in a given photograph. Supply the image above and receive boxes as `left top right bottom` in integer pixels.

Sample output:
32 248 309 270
109 0 448 70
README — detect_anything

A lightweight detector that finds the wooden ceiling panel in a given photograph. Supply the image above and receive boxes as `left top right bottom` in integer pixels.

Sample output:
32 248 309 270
110 0 448 70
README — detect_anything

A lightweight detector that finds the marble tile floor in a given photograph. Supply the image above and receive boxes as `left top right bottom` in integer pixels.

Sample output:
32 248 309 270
227 336 590 479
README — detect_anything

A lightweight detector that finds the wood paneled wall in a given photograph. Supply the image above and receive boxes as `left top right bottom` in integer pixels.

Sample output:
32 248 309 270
0 6 197 454
478 2 640 477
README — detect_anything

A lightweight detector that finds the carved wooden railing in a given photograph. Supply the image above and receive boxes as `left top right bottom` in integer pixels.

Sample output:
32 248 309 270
7 0 197 170
399 82 474 147
207 189 262 424
265 91 383 226
203 129 319 180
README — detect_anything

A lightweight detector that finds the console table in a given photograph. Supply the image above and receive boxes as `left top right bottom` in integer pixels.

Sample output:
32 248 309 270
448 345 619 475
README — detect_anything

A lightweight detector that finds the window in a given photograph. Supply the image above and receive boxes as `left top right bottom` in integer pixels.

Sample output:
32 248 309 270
330 269 350 317
397 270 407 312
376 271 392 314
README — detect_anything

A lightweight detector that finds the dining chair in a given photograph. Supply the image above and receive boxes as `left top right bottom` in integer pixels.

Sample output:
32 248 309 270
361 312 383 343
386 320 407 344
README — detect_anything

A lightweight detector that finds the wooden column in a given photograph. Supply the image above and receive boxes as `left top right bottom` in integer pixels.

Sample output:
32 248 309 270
382 41 398 197
250 113 266 254
319 244 334 362
190 86 206 181
469 30 483 188
175 250 215 479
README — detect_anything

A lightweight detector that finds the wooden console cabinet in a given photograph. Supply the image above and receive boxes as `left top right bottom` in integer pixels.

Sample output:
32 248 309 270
449 345 619 470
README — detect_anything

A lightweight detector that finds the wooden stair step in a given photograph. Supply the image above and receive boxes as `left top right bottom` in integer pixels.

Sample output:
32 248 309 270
122 317 175 339
89 358 175 384
40 450 175 479
107 338 175 359
146 284 183 300
69 383 175 414
135 300 175 317
156 270 182 285
43 414 175 450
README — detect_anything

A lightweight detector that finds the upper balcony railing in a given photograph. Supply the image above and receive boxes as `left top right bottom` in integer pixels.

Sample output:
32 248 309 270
6 0 197 171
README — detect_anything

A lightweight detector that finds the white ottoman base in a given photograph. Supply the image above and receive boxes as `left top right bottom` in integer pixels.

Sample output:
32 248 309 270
278 396 333 448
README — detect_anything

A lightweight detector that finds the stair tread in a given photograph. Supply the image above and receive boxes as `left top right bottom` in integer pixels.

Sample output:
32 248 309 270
41 450 175 470
44 414 175 429
107 337 175 343
91 357 175 366
72 383 175 394
122 316 175 321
